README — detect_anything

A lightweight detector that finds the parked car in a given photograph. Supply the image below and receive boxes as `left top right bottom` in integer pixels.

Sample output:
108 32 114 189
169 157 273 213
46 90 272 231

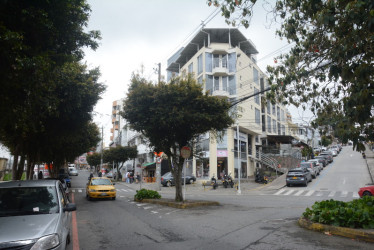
308 159 323 172
86 177 116 200
68 166 78 176
286 168 312 187
320 151 333 163
314 156 328 167
0 180 76 250
358 185 374 197
300 162 319 178
161 172 196 187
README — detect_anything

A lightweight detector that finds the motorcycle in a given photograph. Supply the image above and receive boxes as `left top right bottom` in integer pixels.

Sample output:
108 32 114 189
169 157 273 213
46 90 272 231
222 173 234 188
211 174 218 189
255 173 268 184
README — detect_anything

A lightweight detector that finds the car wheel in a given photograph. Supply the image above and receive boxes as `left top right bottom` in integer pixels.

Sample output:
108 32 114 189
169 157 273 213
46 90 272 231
66 234 71 245
112 196 116 200
304 180 308 187
286 183 290 187
86 194 91 201
363 191 372 196
166 181 172 187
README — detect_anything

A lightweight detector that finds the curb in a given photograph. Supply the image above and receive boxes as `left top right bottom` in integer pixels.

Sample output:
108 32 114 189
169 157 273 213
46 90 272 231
298 217 374 243
136 198 220 209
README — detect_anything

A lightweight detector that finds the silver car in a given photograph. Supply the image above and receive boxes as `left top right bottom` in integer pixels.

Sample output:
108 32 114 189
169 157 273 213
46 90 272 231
68 167 78 176
0 180 76 249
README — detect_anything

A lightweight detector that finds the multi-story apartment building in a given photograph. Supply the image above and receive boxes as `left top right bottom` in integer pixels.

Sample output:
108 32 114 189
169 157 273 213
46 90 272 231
167 28 290 180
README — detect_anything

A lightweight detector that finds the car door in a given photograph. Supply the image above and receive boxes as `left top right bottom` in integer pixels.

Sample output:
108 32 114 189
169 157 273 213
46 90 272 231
58 182 71 248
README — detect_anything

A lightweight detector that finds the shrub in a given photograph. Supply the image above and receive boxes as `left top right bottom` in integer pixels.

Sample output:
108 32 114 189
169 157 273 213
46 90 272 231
134 189 161 201
303 197 374 229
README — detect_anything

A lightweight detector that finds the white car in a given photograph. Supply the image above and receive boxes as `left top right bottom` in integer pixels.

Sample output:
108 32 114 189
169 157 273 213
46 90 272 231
68 167 78 176
308 159 323 173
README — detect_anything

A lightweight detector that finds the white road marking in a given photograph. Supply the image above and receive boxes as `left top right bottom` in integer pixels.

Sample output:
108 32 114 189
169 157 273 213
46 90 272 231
294 190 304 196
151 211 158 214
315 192 323 197
328 191 336 197
78 189 82 193
305 190 315 196
136 204 147 207
143 207 153 210
342 179 346 184
352 192 360 198
341 191 348 197
283 190 294 195
121 189 129 192
274 189 286 195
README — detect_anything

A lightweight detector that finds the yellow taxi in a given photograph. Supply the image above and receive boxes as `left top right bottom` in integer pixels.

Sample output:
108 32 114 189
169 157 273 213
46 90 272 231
86 177 116 200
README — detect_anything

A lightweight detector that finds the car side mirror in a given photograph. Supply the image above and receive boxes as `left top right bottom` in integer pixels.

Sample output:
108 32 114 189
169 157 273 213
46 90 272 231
64 203 77 212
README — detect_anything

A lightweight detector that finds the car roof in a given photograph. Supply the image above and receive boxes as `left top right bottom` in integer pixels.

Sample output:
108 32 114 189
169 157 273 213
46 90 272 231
0 180 58 188
289 168 304 171
91 177 111 180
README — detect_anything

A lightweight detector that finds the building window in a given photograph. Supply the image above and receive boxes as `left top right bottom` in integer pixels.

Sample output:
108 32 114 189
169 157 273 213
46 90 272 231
228 52 236 72
205 52 212 72
281 125 285 135
273 119 276 133
214 76 219 91
272 104 276 115
198 75 203 85
267 102 271 115
281 109 285 122
277 106 280 121
222 76 228 91
229 75 236 95
188 62 193 73
213 54 220 68
197 54 203 74
222 54 228 68
255 108 260 124
253 67 259 85
267 116 271 132
206 75 213 94
278 122 281 135
254 87 259 104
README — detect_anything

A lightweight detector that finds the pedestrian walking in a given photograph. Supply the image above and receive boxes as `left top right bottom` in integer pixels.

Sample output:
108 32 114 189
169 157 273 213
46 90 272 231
125 171 130 183
38 171 43 179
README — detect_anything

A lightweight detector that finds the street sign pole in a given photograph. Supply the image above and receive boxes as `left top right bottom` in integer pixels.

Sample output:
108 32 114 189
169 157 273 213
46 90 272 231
156 157 161 191
181 146 191 201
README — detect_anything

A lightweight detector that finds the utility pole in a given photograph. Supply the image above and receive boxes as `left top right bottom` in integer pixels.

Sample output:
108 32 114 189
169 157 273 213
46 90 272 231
100 126 103 174
155 62 162 191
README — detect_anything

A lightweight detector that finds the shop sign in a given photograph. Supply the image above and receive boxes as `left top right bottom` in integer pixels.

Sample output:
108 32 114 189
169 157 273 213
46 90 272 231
217 150 228 157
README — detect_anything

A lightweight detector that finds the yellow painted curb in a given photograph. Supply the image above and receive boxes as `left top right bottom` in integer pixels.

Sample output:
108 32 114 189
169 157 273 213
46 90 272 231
298 217 374 243
136 198 220 209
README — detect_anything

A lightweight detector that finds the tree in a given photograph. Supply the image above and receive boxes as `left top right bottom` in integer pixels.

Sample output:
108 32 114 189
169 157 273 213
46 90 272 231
122 74 234 201
103 146 138 181
209 0 374 150
0 1 104 179
87 152 102 173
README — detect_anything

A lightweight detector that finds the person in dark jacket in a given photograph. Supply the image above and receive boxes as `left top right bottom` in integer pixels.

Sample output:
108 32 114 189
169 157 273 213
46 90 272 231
38 171 43 179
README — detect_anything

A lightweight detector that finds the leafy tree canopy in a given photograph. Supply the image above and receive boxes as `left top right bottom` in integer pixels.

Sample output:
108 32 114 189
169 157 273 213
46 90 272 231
87 152 102 169
103 146 138 166
209 0 374 150
122 74 234 201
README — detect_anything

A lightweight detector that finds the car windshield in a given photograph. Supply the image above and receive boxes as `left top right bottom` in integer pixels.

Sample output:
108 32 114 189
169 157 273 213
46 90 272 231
162 172 172 178
0 186 59 217
300 163 311 168
91 179 112 185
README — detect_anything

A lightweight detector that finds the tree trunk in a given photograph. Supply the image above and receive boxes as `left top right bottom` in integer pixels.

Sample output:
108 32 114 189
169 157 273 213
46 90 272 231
12 152 19 181
173 157 184 202
16 154 26 180
26 155 33 180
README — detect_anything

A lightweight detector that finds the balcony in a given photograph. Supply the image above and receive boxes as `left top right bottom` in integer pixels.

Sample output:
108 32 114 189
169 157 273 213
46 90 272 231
212 89 230 98
212 66 229 76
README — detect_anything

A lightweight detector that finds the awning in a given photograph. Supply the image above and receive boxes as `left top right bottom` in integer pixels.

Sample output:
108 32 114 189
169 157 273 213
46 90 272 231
142 162 156 169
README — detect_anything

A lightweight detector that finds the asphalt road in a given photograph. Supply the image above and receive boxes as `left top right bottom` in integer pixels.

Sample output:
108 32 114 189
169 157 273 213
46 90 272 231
67 146 373 250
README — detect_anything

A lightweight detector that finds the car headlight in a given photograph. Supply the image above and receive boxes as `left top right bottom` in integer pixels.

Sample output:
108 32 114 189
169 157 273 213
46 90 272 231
31 234 59 250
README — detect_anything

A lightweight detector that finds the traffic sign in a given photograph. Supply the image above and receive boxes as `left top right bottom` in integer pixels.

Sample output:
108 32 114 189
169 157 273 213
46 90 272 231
181 146 191 159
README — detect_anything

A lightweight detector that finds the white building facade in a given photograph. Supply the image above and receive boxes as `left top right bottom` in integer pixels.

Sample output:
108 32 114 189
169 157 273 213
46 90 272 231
167 28 290 180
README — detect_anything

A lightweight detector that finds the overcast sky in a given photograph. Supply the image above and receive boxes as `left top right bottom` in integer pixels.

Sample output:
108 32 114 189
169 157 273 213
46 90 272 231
83 0 314 145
